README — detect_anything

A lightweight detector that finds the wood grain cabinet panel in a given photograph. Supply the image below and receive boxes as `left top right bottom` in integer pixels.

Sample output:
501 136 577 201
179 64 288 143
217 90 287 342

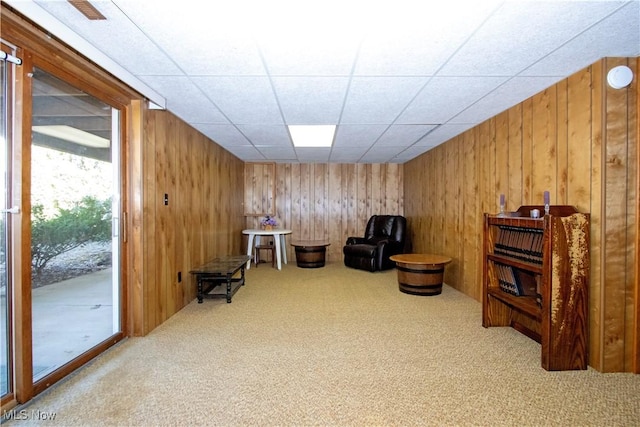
482 206 589 371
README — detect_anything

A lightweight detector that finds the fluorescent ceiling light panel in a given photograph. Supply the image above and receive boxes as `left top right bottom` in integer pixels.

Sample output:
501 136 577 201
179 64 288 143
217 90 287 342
32 125 110 148
289 125 336 147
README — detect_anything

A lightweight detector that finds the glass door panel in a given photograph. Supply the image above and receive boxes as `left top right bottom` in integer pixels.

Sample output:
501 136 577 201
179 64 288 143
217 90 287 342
30 68 120 380
1 52 11 397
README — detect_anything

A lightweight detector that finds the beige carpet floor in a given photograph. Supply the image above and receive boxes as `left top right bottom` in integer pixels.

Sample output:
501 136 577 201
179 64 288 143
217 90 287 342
5 262 640 426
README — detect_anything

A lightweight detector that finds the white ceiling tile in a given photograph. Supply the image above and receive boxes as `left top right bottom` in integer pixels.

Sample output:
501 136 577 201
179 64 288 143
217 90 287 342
294 148 332 163
450 76 563 124
36 0 183 76
392 146 434 162
254 2 363 76
354 1 500 76
259 42 358 76
190 124 251 147
521 2 640 77
15 0 639 164
162 37 266 76
223 146 267 161
138 76 229 124
237 125 291 147
329 146 371 163
257 28 358 77
192 76 283 124
359 146 407 163
355 28 457 77
415 124 476 147
439 0 625 76
376 125 438 147
341 77 428 124
333 125 388 148
111 0 266 74
271 77 350 124
397 77 507 124
255 146 297 160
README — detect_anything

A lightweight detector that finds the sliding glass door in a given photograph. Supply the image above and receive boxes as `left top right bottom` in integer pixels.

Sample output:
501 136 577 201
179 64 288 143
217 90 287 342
30 68 121 382
1 11 132 406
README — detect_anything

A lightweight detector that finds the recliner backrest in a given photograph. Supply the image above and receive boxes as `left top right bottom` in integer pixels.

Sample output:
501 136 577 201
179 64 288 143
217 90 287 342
364 215 406 244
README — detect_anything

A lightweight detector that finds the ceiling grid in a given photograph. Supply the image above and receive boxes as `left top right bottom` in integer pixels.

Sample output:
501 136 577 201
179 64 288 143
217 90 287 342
7 0 640 163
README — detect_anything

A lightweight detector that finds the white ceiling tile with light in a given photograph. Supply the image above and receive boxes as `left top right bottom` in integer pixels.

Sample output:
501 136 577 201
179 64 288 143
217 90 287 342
7 0 639 163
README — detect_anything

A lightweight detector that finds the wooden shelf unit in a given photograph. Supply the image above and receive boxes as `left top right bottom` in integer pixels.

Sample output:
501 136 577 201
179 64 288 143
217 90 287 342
482 205 590 371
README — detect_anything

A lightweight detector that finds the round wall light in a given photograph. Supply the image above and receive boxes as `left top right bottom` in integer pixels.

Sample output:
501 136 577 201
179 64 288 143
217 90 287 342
607 65 634 89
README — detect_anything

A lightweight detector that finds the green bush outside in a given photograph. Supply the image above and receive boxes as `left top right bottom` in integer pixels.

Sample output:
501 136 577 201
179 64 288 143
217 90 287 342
31 195 111 277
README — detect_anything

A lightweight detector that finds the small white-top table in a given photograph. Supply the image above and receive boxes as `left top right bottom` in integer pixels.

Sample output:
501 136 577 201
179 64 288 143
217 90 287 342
242 229 292 270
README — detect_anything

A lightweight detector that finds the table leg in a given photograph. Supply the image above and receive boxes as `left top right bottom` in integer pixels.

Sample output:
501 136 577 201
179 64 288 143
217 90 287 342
197 277 203 303
245 234 255 270
274 235 282 270
225 273 232 303
280 234 288 265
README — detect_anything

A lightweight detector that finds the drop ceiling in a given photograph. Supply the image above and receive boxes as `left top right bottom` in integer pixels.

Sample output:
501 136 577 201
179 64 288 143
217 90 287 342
5 0 640 163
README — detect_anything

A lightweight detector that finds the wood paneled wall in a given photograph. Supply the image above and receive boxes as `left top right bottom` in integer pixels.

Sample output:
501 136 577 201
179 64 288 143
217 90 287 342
244 162 275 216
130 108 245 335
404 58 638 372
244 163 403 261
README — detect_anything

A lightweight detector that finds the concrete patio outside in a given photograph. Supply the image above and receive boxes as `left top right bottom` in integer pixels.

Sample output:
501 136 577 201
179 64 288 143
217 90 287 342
1 267 115 387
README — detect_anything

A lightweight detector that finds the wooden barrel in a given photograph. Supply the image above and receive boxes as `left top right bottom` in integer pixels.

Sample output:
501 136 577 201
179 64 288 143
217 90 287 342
295 246 326 268
396 263 446 296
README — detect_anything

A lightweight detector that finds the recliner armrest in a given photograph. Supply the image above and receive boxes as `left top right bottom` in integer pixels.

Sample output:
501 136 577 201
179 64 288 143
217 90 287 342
346 237 367 245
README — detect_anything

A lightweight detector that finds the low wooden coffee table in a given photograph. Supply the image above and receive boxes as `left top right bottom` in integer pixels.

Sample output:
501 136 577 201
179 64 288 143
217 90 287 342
389 254 452 296
190 255 251 303
290 240 330 268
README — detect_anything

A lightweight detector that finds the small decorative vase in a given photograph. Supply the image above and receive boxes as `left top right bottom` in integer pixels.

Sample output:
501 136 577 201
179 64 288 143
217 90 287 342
264 225 273 230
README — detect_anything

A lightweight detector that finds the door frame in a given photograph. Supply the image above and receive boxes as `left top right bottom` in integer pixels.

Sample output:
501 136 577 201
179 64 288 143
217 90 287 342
635 56 640 375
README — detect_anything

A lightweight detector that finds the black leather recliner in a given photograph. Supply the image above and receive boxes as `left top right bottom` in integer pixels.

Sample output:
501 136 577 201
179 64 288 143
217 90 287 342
343 215 407 272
